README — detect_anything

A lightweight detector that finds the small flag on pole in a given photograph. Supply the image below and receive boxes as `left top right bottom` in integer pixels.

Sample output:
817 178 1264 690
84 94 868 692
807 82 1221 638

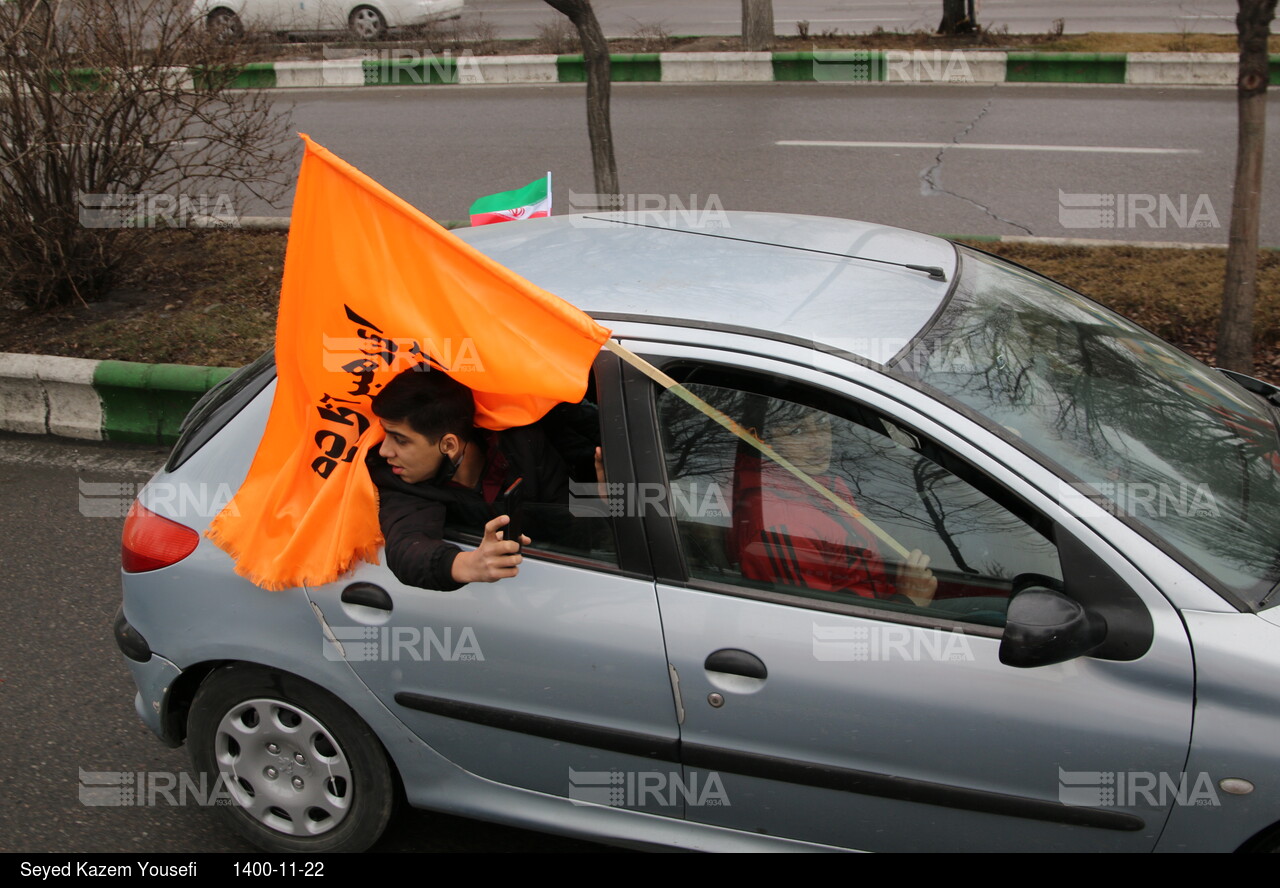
469 174 552 226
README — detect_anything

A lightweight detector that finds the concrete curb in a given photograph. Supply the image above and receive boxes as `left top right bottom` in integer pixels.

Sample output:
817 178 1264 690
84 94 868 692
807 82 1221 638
203 50 1279 89
0 354 236 444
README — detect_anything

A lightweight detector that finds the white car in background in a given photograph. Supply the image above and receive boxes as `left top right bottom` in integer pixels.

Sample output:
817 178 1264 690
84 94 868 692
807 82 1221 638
196 0 463 40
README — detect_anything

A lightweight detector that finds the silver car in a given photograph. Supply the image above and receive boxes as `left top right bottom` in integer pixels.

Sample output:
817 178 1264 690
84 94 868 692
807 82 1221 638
117 211 1280 852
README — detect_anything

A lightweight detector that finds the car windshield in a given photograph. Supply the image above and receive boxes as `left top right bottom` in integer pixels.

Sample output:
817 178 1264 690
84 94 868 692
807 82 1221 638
897 247 1280 610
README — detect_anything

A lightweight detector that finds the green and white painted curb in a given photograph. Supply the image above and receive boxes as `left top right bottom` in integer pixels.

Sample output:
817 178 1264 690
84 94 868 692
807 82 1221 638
208 50 1280 89
0 354 235 445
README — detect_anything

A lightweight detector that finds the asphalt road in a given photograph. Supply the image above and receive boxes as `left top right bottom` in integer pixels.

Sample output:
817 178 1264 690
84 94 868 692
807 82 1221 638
260 82 1280 246
462 0 1241 38
0 433 606 854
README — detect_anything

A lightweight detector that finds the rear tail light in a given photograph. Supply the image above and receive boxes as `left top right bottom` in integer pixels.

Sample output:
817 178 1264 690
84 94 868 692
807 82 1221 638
122 501 200 572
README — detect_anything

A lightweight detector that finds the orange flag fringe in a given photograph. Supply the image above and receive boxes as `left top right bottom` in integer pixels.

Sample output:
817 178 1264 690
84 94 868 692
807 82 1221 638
206 135 612 590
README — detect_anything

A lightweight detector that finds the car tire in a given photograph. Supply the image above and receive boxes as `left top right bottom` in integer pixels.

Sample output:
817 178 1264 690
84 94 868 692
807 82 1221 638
206 9 244 43
187 664 396 853
348 5 387 40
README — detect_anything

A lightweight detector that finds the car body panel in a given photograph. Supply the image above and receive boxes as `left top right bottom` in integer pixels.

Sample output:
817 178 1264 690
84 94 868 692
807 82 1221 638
304 559 681 812
455 212 955 367
125 651 182 743
1158 609 1280 852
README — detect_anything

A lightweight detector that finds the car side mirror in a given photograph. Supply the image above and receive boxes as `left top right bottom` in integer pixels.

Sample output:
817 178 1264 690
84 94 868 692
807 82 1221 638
999 586 1107 668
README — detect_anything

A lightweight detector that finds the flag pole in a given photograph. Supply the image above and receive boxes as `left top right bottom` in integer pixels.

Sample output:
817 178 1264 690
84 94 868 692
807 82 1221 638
603 340 911 559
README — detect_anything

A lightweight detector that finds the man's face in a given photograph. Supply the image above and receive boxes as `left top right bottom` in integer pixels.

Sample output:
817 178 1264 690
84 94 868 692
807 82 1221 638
378 418 446 484
773 409 834 475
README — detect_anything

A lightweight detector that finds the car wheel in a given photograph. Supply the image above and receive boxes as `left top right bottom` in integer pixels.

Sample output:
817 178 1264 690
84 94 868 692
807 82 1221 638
348 5 387 40
187 664 396 853
206 9 244 43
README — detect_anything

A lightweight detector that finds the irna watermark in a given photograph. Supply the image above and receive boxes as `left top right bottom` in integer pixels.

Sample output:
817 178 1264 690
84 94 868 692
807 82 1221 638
824 336 914 366
78 768 234 807
78 191 239 229
1058 481 1219 520
1058 190 1220 230
812 50 975 83
812 622 975 662
568 768 729 808
79 479 237 519
569 481 729 519
567 191 729 228
321 335 483 375
320 625 483 662
318 48 483 86
1057 768 1220 808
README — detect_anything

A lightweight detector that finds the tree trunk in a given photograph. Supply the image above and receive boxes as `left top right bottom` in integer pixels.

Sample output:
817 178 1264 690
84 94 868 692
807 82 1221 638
741 0 774 51
938 0 976 35
544 0 619 207
1216 0 1277 373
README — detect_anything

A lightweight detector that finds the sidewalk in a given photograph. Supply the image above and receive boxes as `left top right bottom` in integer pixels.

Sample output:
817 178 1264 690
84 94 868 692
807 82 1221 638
215 50 1278 89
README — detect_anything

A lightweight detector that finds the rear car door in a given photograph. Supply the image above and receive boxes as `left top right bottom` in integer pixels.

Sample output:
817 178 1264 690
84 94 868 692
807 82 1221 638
305 352 684 814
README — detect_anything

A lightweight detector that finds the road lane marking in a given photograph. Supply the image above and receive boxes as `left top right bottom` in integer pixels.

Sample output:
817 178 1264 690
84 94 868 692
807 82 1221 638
713 19 912 24
777 140 1200 154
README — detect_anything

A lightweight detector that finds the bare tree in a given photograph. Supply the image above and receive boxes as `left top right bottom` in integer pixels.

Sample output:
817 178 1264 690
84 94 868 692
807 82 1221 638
543 0 619 205
1216 0 1277 373
741 0 774 51
938 0 977 35
0 0 292 309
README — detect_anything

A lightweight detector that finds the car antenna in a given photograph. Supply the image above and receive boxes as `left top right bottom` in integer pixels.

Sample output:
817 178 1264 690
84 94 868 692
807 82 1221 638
583 216 948 282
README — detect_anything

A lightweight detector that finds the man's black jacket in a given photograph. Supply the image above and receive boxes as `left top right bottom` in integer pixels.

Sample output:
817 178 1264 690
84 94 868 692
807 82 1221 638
367 421 578 591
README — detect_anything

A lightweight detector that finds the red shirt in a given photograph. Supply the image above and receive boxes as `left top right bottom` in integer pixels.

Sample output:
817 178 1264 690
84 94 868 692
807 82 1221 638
731 458 897 600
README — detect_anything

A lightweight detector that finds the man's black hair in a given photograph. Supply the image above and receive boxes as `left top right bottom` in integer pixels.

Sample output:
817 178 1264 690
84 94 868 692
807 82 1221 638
371 366 477 442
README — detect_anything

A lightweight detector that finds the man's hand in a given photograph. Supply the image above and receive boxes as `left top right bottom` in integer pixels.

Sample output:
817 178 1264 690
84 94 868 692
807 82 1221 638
451 515 531 584
898 548 937 607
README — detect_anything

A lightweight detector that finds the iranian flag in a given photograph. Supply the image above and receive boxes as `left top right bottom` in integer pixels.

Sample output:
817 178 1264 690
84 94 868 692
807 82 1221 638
469 174 552 226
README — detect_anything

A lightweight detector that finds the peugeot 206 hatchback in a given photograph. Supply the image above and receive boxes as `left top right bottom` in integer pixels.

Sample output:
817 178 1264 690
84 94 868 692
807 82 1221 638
117 212 1280 852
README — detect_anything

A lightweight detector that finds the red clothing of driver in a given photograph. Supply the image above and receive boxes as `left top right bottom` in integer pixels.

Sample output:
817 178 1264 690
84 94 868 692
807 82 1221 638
731 457 897 600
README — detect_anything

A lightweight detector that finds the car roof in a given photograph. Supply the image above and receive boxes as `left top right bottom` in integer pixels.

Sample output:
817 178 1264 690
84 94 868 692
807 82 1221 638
455 211 957 364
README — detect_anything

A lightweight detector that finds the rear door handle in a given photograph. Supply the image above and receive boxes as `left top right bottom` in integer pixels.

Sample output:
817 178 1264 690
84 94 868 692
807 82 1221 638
341 582 393 611
704 648 767 679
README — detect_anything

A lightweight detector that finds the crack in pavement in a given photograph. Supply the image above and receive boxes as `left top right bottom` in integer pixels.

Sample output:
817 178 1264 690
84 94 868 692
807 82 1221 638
919 94 1035 235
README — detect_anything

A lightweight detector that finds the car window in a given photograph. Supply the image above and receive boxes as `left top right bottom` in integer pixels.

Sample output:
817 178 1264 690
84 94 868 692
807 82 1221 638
900 247 1280 609
442 376 619 567
655 373 1062 628
166 348 276 472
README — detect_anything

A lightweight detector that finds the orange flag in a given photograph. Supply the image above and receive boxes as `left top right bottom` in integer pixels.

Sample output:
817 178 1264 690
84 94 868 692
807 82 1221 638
206 135 612 590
